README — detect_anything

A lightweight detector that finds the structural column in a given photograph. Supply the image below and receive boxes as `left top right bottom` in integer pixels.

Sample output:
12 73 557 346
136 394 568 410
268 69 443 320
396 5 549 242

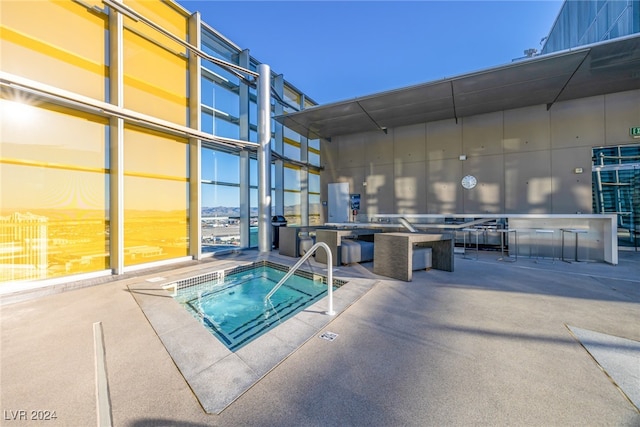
299 96 309 226
273 74 284 217
257 64 272 252
108 0 124 274
188 12 202 259
239 49 251 248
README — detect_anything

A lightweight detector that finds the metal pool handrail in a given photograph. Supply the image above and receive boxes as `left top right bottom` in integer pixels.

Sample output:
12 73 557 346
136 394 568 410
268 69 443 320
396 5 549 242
264 241 335 316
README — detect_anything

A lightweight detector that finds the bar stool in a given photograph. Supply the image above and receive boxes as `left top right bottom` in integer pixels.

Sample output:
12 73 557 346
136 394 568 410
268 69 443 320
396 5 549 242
462 227 481 260
454 230 466 255
534 229 556 263
561 228 588 263
497 228 518 262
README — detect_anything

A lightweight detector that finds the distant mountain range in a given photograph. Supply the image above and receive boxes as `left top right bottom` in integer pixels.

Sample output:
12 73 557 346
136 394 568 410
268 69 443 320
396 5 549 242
202 206 252 218
202 205 321 218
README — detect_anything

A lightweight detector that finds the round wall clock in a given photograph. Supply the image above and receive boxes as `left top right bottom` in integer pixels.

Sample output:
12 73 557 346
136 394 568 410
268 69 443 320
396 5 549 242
461 175 477 189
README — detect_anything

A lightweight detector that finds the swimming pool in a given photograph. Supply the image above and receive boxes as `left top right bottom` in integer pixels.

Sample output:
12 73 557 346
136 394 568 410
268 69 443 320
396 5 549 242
169 261 344 351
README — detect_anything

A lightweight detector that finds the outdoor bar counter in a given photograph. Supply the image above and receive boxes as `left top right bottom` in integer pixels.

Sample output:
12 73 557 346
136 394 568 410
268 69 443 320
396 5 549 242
373 232 454 281
329 213 618 265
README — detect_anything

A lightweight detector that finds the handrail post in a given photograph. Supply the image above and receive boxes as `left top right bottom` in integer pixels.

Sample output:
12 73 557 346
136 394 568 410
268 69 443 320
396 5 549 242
265 241 335 315
326 245 335 315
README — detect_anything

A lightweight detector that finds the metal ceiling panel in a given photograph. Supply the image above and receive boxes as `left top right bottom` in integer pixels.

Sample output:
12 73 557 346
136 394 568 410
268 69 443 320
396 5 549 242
275 36 640 140
278 100 375 138
358 80 452 111
310 115 379 137
453 75 573 116
451 50 588 95
557 36 640 102
380 109 455 129
368 98 454 121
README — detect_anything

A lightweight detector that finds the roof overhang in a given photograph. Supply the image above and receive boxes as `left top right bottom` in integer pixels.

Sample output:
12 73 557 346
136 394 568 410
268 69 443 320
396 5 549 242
276 35 640 140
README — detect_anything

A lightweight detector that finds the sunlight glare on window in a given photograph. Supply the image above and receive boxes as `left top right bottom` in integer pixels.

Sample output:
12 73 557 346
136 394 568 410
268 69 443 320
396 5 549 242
1 97 36 125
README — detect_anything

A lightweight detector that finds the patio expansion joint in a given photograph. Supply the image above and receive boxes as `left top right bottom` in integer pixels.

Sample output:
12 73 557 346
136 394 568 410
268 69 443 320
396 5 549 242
566 324 640 412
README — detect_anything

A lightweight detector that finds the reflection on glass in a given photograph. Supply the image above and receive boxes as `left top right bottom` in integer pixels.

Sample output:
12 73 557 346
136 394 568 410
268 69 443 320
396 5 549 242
202 148 239 183
284 143 301 161
542 0 636 53
201 145 243 252
309 172 320 193
123 125 189 266
123 22 188 125
310 194 322 226
214 117 240 139
0 101 108 282
284 166 301 191
591 144 640 248
283 85 300 108
122 1 188 124
309 151 320 167
1 0 107 100
201 183 241 251
284 191 301 226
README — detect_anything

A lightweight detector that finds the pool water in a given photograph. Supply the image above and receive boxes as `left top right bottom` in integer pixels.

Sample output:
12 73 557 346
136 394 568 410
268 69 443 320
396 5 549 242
173 264 336 351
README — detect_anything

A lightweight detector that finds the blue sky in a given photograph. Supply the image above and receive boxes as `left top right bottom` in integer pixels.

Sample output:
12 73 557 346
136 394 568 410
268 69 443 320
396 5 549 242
177 1 563 105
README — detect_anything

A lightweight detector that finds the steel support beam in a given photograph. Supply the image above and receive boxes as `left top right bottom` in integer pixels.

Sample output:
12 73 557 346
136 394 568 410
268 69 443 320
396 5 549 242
273 74 284 218
239 49 251 248
257 64 272 252
188 12 202 260
108 0 124 274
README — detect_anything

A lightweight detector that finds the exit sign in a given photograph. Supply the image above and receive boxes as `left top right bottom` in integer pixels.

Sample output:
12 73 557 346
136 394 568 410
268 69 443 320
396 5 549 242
631 127 640 138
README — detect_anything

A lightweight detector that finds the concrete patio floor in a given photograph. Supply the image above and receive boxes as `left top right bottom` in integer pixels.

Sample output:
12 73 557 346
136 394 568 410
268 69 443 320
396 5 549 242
1 249 639 426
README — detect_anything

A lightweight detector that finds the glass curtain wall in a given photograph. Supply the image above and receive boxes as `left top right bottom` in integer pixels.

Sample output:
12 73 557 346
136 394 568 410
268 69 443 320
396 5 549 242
1 0 109 281
0 102 109 282
201 148 241 251
0 0 319 284
592 144 640 248
199 28 318 251
542 0 640 54
0 0 191 282
122 2 190 266
123 125 189 266
200 31 241 252
309 169 322 226
284 166 302 224
281 86 304 226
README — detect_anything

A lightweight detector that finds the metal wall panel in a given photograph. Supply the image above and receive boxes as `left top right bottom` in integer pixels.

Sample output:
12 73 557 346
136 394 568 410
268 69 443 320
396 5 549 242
550 146 594 213
426 119 462 160
394 161 428 214
462 154 504 213
604 90 640 145
393 123 426 163
503 105 551 153
365 130 394 165
550 96 605 149
504 150 553 213
338 132 367 169
321 89 637 217
426 158 463 214
462 111 504 157
327 182 349 223
365 164 395 215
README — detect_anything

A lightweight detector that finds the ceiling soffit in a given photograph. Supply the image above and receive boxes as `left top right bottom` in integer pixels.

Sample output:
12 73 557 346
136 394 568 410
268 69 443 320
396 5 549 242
276 36 640 140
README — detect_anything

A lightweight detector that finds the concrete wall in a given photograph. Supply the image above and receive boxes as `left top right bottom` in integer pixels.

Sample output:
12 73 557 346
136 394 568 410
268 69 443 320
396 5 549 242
320 89 640 222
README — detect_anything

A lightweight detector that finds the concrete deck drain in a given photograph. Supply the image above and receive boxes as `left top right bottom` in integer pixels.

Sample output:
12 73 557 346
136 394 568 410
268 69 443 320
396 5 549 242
319 331 339 341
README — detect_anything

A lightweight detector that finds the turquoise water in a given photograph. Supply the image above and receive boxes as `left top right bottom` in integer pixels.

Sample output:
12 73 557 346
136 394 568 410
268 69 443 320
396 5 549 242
174 265 333 351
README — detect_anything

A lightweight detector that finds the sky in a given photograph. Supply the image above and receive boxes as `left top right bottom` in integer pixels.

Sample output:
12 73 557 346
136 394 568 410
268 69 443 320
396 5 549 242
177 0 564 105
